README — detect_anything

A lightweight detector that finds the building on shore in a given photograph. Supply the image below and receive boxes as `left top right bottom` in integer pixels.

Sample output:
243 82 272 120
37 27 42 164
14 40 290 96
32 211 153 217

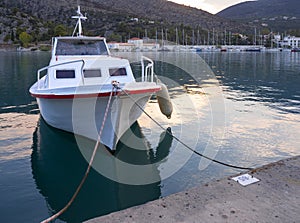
108 38 160 52
277 36 300 48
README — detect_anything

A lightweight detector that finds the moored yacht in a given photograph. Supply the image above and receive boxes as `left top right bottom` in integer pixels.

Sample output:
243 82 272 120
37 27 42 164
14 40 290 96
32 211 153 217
29 6 167 151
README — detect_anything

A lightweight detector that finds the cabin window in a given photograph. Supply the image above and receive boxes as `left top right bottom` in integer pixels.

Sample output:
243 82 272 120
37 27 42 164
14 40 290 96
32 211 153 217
83 69 102 78
55 39 109 56
56 70 75 79
109 68 127 76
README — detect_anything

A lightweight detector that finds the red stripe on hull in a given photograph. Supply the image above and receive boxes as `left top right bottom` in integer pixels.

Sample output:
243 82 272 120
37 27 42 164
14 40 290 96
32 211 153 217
31 87 160 99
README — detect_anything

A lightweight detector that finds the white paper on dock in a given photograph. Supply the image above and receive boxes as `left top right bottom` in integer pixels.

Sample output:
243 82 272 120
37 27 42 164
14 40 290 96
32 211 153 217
231 174 260 186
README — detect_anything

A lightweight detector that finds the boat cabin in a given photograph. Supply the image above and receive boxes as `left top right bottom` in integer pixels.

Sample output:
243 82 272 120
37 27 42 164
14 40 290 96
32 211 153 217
37 36 136 90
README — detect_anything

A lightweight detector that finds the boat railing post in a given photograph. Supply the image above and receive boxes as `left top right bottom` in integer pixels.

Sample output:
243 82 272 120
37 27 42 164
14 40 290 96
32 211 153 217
141 57 145 82
141 56 154 82
37 69 41 89
145 64 148 81
146 63 154 82
151 62 154 82
80 60 85 85
146 64 152 82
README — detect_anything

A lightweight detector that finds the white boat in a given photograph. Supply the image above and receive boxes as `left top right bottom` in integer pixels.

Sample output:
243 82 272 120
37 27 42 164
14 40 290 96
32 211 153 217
29 6 168 151
244 47 261 52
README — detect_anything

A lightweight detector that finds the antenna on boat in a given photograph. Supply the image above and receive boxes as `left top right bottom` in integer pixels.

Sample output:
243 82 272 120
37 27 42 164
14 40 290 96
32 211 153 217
72 5 87 37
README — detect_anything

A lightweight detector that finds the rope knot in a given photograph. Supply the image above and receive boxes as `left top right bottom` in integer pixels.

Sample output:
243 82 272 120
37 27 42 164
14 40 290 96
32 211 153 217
111 80 120 89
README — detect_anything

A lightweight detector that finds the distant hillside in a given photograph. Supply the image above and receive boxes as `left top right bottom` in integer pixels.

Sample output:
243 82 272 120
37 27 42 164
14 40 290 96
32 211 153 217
0 0 253 45
218 0 299 18
217 0 300 33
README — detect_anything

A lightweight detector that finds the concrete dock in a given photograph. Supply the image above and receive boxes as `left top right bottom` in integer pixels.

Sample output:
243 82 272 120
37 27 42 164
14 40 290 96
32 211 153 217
86 156 300 223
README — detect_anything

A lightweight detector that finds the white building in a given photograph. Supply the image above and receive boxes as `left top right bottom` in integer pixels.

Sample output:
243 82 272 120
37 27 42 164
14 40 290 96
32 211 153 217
127 37 144 48
278 36 300 48
108 38 159 52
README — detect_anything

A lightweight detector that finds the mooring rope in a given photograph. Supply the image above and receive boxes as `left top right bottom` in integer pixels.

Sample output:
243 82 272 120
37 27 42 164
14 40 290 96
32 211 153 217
41 81 252 222
41 86 116 223
117 85 254 171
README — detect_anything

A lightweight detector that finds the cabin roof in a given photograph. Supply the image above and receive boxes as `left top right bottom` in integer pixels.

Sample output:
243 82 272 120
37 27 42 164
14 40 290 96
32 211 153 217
54 36 106 41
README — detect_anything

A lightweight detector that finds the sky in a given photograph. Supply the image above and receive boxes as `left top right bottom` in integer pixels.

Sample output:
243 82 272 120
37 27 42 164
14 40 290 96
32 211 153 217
168 0 250 14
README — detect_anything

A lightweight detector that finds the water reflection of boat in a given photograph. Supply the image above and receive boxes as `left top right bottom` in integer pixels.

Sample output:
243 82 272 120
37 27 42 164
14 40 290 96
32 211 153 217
31 118 172 222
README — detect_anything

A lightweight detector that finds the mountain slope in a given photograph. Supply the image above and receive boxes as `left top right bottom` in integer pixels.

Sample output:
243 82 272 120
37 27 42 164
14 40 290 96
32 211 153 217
217 0 300 32
0 0 253 44
218 0 299 19
0 0 248 31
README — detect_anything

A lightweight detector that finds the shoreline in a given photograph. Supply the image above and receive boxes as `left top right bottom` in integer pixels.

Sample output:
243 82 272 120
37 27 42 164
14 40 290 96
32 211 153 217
0 44 294 53
0 44 51 52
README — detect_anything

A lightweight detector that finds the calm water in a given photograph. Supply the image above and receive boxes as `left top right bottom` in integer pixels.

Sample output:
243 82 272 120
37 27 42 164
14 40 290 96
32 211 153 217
0 51 299 222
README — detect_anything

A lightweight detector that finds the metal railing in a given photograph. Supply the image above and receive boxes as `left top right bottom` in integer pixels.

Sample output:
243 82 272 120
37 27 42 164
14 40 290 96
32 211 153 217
37 59 85 89
141 56 154 82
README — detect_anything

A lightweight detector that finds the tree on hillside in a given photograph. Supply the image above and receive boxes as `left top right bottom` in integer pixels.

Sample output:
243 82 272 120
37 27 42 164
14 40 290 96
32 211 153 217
19 32 33 47
54 24 67 36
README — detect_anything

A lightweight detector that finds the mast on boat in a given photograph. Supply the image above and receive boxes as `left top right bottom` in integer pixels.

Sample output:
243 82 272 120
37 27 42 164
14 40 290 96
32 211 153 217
72 6 87 37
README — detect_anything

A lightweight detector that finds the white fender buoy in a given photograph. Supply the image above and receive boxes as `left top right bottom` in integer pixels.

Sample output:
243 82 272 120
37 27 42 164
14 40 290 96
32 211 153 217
156 82 173 119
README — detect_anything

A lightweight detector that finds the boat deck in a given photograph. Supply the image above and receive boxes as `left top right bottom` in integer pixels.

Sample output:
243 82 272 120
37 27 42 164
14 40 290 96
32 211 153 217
86 155 300 223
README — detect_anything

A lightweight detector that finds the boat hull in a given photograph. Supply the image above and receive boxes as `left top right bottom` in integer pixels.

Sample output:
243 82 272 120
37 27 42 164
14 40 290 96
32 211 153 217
36 92 152 150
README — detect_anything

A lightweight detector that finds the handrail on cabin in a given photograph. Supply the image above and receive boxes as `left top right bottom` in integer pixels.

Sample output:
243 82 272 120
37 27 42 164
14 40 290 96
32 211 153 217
141 56 154 83
37 60 85 89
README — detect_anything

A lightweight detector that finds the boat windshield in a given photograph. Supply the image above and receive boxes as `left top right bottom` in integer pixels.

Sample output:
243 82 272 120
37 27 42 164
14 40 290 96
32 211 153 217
55 39 109 56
